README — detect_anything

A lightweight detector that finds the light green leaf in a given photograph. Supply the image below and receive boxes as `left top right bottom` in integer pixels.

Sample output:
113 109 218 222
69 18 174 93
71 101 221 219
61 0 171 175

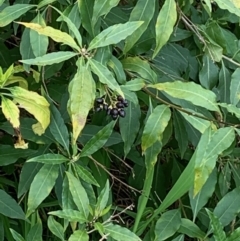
219 62 231 103
88 21 143 50
17 22 80 51
75 164 99 187
10 229 25 241
80 121 115 157
20 51 78 66
119 100 141 157
124 78 145 91
155 209 181 241
69 230 89 241
214 186 240 227
178 219 205 239
148 81 220 112
0 190 25 220
124 0 155 53
207 209 226 241
30 13 48 58
219 103 240 118
26 222 42 241
27 154 69 164
108 55 126 84
153 0 177 58
214 0 240 17
228 227 240 241
68 58 95 144
103 223 141 241
61 176 76 210
92 0 120 26
230 68 240 106
37 0 57 9
0 4 35 27
66 172 89 220
47 216 64 241
48 209 87 223
89 58 122 96
141 105 171 153
27 164 59 215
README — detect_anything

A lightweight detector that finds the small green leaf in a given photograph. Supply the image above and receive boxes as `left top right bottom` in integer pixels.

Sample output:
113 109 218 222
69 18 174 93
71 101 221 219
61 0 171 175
148 81 220 112
230 68 240 106
0 4 35 27
27 164 59 215
89 58 123 96
214 0 240 17
48 209 87 223
26 222 42 241
69 230 89 241
0 190 25 220
47 216 64 241
20 51 78 66
66 172 89 219
88 21 143 50
141 105 171 153
153 0 177 58
80 121 115 157
27 154 69 164
227 227 240 241
219 103 240 118
124 78 145 91
155 209 181 241
9 229 25 241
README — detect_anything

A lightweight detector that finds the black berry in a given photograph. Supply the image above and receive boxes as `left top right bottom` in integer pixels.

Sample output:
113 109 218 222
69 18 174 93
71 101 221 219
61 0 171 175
96 107 102 112
103 104 108 111
118 109 125 117
96 98 104 104
107 108 112 115
110 108 118 116
117 95 124 102
116 102 124 108
122 100 128 107
112 114 118 120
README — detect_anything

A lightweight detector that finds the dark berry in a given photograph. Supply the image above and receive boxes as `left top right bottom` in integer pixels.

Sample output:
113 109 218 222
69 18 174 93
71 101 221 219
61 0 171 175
112 114 118 120
96 107 102 112
107 108 112 115
110 108 118 116
103 104 108 111
122 100 128 107
96 98 104 104
117 95 124 102
116 102 124 108
118 109 125 118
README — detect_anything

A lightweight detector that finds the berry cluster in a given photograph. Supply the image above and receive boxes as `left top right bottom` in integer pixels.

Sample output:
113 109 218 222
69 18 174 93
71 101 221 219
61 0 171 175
95 96 128 120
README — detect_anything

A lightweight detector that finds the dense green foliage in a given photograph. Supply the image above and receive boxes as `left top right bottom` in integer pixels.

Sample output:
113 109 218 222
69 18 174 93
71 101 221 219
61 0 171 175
2 0 240 240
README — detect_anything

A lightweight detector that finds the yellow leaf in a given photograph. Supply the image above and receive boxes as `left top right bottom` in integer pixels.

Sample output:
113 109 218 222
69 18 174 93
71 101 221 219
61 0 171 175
1 96 20 128
9 87 50 134
17 22 80 51
230 0 240 8
14 139 29 149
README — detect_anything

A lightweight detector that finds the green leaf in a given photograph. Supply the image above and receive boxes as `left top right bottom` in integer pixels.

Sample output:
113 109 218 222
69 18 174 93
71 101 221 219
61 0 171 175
178 219 205 239
69 230 89 241
66 172 89 220
141 105 171 153
75 164 99 187
124 0 155 53
48 209 87 223
230 68 240 106
207 209 226 241
52 5 82 47
47 98 70 154
80 121 115 157
18 22 80 51
0 4 35 27
108 55 126 84
27 164 59 215
89 58 123 96
30 13 48 58
20 51 78 66
155 209 181 241
122 57 157 84
119 101 141 157
92 0 120 26
173 111 188 158
77 0 94 36
214 186 240 227
227 227 240 241
214 0 240 17
103 223 141 241
124 78 145 91
148 81 220 112
47 216 64 241
0 145 36 166
199 55 219 89
26 222 42 241
88 21 143 50
9 229 25 241
27 154 69 164
153 0 177 58
62 176 76 210
189 168 217 222
194 127 235 196
68 58 95 144
0 190 25 220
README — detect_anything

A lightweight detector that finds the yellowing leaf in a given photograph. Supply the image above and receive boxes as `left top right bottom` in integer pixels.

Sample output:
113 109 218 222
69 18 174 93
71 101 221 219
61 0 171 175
9 87 50 134
231 0 240 8
1 96 20 128
14 139 29 149
17 22 80 51
68 58 96 144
